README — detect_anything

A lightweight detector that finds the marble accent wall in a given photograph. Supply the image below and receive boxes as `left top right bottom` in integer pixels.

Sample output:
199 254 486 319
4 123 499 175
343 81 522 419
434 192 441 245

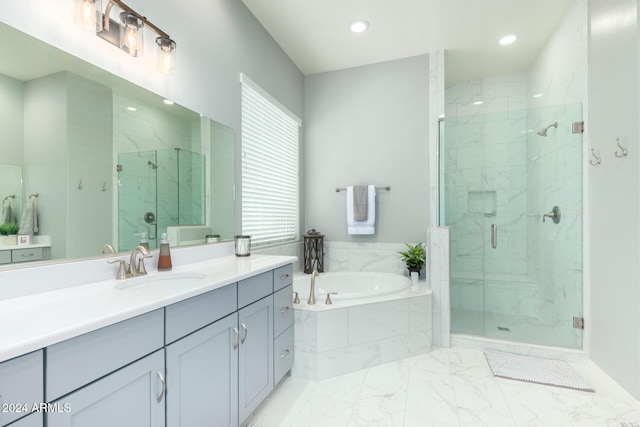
322 241 417 276
428 227 450 347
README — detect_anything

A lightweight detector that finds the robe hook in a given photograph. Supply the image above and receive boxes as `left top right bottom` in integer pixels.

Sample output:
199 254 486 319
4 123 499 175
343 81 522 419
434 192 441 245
614 137 629 158
589 148 601 166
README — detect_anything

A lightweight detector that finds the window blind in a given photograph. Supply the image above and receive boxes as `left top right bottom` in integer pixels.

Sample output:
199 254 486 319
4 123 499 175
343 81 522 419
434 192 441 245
241 75 300 246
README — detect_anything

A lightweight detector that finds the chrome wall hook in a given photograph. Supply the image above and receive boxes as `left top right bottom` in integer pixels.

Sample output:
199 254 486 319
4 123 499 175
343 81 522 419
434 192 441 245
77 179 83 190
590 149 601 166
101 182 108 192
614 137 629 158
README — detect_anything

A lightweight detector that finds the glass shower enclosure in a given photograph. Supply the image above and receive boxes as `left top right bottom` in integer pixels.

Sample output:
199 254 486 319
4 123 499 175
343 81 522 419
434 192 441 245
440 103 583 349
117 148 205 251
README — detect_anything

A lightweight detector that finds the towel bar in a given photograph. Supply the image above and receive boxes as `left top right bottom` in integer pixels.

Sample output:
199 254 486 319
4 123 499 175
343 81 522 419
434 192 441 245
335 186 390 193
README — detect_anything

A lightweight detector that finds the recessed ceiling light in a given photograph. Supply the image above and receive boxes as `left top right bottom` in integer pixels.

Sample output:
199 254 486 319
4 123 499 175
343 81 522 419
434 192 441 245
473 101 484 105
349 19 369 33
163 99 175 105
532 93 544 98
127 106 137 112
499 34 517 45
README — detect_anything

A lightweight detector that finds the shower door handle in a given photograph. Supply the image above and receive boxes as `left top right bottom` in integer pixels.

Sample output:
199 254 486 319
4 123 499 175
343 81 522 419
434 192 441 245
491 224 497 249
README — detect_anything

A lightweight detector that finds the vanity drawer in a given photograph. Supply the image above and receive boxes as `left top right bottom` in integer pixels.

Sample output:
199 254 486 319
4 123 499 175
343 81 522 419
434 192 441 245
273 264 293 291
273 325 293 385
273 284 293 338
46 309 164 401
11 248 42 263
165 283 237 344
238 271 272 308
0 250 10 265
0 350 43 427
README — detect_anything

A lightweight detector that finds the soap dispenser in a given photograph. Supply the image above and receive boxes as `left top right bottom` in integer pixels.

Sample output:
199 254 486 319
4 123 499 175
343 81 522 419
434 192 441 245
158 233 172 271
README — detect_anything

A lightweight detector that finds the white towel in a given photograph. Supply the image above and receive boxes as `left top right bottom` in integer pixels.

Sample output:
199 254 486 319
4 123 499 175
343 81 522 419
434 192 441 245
347 185 376 235
18 199 38 235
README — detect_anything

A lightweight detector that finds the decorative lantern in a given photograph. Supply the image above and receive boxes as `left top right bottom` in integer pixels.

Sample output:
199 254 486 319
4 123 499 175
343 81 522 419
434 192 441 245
303 229 325 274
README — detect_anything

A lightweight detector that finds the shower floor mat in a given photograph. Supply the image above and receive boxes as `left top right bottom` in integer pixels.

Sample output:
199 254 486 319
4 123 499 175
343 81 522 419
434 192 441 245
484 350 594 392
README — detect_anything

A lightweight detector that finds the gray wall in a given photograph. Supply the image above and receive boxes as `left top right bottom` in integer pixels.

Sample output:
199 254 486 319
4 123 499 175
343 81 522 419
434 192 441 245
304 55 430 243
0 74 24 166
588 0 640 398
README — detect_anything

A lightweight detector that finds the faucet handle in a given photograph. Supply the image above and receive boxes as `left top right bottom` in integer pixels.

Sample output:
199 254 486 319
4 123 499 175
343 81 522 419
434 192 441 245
325 292 338 305
137 254 153 275
293 291 300 304
108 259 127 280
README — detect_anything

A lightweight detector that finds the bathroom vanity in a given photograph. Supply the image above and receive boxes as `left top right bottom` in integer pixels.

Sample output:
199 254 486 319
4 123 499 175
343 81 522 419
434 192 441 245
0 236 51 265
0 248 295 427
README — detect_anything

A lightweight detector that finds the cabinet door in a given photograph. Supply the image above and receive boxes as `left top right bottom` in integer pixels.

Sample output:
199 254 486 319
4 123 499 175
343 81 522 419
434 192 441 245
47 350 165 427
238 296 273 423
166 314 238 427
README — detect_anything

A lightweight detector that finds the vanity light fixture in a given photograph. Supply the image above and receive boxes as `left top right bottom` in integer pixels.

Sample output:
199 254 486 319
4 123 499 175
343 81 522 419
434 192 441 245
349 19 369 33
75 0 177 73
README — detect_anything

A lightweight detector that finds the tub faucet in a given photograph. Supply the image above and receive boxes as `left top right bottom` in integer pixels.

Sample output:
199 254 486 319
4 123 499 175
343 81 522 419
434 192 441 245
308 269 319 305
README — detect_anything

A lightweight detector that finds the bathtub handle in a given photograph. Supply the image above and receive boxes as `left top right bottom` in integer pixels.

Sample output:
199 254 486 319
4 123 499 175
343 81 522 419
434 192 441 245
325 292 338 305
293 292 300 304
240 322 248 344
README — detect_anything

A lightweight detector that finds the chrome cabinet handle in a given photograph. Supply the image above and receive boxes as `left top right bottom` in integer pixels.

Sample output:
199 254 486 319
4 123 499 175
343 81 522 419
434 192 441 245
280 274 290 280
280 306 290 313
491 224 497 249
156 370 166 403
233 327 240 350
240 322 248 344
280 349 290 358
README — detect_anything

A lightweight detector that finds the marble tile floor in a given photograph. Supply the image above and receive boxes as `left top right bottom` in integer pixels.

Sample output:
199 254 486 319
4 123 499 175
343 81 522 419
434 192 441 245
245 347 640 427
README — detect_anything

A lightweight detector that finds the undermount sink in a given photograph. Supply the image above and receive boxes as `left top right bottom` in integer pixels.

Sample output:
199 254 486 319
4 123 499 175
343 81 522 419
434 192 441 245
114 271 207 290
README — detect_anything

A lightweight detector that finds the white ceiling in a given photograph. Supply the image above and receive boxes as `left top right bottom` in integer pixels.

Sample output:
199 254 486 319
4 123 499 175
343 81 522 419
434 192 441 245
241 0 576 82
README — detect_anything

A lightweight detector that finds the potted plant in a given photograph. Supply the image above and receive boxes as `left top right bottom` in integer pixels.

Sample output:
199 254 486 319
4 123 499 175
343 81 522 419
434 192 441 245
398 242 426 275
0 223 20 245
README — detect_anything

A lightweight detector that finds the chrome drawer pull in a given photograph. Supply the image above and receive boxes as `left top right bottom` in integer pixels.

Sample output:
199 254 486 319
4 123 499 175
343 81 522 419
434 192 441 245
280 349 290 358
233 327 240 350
156 370 166 403
280 306 290 314
240 323 248 344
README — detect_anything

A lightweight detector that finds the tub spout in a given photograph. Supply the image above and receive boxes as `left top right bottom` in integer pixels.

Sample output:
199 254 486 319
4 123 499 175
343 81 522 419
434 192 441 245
308 269 319 305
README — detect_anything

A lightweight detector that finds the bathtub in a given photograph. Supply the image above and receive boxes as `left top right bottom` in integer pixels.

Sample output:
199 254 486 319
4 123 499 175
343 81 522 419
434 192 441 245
291 271 432 380
293 271 411 302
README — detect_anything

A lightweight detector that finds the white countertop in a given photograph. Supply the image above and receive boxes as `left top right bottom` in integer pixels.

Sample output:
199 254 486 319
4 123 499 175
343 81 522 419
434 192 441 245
0 254 296 363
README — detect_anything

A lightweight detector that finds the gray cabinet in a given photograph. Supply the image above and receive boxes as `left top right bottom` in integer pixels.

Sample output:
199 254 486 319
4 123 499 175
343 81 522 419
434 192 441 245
47 350 165 427
238 296 273 423
5 413 41 427
0 351 43 427
166 314 238 427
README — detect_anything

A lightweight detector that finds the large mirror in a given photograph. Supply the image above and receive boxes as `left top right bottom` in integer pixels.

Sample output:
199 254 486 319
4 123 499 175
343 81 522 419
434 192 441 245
0 22 235 266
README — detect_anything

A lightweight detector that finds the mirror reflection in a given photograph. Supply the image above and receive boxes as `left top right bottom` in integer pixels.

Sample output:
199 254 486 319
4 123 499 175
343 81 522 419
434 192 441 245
0 23 234 267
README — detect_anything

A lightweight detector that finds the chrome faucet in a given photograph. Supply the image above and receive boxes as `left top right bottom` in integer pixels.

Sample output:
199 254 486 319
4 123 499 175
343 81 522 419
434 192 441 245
128 245 152 277
307 269 319 305
107 246 152 280
101 244 116 254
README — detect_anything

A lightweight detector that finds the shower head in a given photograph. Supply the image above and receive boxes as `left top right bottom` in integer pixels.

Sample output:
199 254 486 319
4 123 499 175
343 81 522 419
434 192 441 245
537 121 558 137
148 160 157 169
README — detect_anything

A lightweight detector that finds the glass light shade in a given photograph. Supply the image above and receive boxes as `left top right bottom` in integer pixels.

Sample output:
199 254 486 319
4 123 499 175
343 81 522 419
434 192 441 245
75 0 102 32
156 37 177 73
119 12 144 57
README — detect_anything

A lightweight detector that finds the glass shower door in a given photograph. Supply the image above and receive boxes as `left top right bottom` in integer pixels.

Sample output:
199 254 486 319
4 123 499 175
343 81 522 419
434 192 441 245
442 104 583 349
